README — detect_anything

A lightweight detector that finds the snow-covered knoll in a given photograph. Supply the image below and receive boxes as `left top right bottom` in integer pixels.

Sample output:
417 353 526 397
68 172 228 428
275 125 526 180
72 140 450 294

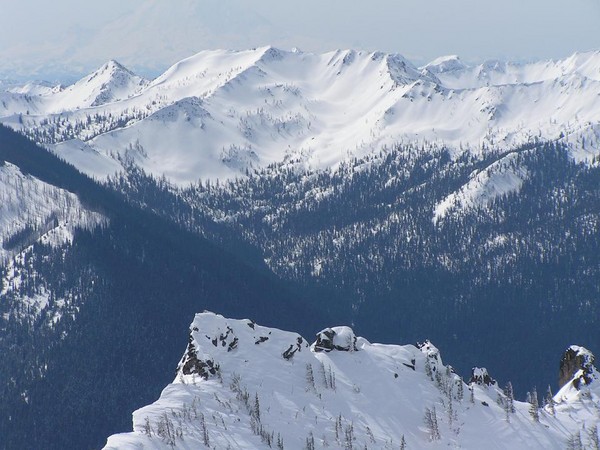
104 312 600 450
2 47 600 186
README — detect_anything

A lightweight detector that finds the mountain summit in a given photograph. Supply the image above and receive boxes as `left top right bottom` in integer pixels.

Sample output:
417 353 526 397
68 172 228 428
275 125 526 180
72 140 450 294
104 312 600 449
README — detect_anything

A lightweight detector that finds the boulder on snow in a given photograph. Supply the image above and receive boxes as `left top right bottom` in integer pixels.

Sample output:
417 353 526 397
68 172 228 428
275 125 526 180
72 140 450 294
470 367 496 386
313 326 358 352
558 345 596 390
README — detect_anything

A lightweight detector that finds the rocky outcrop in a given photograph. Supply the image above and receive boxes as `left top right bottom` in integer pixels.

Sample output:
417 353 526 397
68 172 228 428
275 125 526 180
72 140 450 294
559 345 596 390
313 327 358 352
178 334 220 379
282 336 305 360
470 367 496 386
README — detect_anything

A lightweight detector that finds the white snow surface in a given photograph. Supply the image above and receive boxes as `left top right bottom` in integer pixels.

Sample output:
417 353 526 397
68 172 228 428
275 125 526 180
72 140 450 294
104 312 600 450
2 47 600 189
434 152 528 222
0 162 106 264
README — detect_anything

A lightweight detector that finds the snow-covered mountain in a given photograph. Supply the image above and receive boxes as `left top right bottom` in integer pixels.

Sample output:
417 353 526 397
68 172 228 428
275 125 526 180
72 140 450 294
0 126 336 450
104 312 600 449
0 140 106 330
2 47 600 190
0 161 105 264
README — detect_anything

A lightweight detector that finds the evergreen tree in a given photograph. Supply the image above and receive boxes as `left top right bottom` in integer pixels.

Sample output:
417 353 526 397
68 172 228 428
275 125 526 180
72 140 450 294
503 382 516 413
528 387 539 422
424 406 441 441
545 385 555 416
305 431 315 450
589 425 600 450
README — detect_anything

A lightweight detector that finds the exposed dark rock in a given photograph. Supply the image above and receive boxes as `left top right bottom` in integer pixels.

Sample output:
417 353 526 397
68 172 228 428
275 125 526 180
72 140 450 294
282 337 305 359
227 337 239 352
417 340 442 373
417 341 440 361
178 334 220 379
558 346 596 390
314 328 336 352
282 344 297 360
255 336 269 345
403 363 415 371
314 327 357 352
470 367 496 386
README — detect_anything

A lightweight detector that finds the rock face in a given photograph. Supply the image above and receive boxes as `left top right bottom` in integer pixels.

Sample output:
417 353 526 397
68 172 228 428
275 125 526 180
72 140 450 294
178 333 220 379
559 345 596 390
313 326 358 352
470 367 496 386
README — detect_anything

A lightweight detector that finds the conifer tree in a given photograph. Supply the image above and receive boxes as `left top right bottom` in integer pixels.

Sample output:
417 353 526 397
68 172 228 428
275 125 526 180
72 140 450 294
528 387 540 422
457 378 464 402
424 406 441 441
253 393 261 422
589 425 600 450
400 434 407 450
503 382 516 413
545 385 555 416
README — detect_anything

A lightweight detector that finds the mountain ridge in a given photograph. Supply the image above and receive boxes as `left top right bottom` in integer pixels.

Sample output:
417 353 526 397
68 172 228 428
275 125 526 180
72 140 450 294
2 47 600 186
0 125 332 449
104 312 600 450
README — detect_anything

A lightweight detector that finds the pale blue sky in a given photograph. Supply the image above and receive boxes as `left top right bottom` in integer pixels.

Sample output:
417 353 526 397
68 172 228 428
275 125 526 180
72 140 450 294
2 0 599 79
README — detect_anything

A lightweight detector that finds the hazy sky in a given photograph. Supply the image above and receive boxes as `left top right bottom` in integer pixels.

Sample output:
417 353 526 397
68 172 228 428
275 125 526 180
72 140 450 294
2 0 600 80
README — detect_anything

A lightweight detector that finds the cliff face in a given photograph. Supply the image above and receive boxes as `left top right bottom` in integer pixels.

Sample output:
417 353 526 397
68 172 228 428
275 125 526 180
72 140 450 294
559 345 596 390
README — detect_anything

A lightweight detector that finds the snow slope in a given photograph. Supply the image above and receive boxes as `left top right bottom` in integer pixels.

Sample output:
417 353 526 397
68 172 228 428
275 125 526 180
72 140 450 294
3 47 600 185
3 47 600 218
104 312 600 450
433 152 528 222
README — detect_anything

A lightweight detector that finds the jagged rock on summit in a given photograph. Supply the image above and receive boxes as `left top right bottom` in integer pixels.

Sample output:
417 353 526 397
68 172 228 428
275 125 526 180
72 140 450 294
559 345 596 390
470 367 496 387
313 326 358 352
103 312 600 450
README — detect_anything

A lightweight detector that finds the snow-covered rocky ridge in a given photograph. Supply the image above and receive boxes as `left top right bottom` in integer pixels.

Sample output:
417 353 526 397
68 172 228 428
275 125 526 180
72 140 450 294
2 47 600 188
104 313 600 449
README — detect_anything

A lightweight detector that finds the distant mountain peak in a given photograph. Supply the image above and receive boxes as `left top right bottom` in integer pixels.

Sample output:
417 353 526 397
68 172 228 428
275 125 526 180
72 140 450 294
2 47 600 184
422 54 467 74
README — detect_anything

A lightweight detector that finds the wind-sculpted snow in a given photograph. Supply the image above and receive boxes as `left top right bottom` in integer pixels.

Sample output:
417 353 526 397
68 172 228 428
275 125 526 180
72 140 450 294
104 313 600 449
3 47 600 191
